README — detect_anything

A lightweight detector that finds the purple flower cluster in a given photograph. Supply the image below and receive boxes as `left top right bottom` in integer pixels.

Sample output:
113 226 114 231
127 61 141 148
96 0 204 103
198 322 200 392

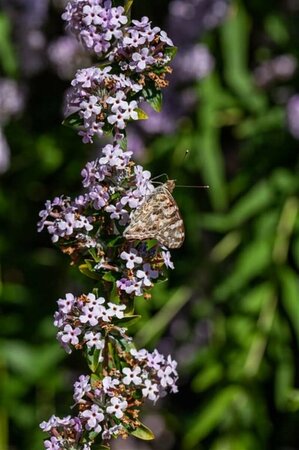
54 292 127 353
62 0 176 141
38 143 174 298
0 78 25 174
40 349 178 447
39 3 180 449
111 17 173 75
287 94 299 139
62 0 174 74
48 35 91 80
37 195 94 244
62 0 128 57
0 78 24 126
254 54 297 88
67 66 142 142
168 0 229 45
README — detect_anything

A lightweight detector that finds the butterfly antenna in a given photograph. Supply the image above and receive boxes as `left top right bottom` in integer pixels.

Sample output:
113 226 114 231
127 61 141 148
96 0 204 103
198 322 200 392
176 184 210 189
151 173 169 183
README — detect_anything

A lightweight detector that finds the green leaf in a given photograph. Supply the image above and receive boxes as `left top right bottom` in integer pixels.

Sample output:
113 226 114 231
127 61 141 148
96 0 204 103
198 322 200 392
0 14 18 76
90 373 100 384
79 264 101 281
62 112 83 129
286 389 299 412
114 315 141 327
130 423 155 440
135 287 191 346
164 45 178 61
201 181 275 232
184 386 244 448
146 239 158 250
107 236 124 247
279 267 299 346
102 272 118 283
214 239 272 300
87 349 102 373
192 364 223 392
119 135 128 151
220 2 266 113
265 14 289 45
124 0 134 15
194 75 228 211
142 86 163 112
136 108 149 120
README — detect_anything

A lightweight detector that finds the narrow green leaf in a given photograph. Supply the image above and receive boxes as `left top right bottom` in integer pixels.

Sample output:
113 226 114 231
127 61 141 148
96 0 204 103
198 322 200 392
107 236 123 247
279 267 299 346
136 108 149 120
192 364 223 392
114 315 141 327
87 349 102 373
220 2 266 112
165 45 178 61
146 239 158 250
79 264 101 281
214 239 272 300
62 112 83 129
90 373 100 384
184 386 243 447
130 423 155 440
102 272 118 283
142 87 163 112
0 14 18 76
124 0 134 15
136 287 191 346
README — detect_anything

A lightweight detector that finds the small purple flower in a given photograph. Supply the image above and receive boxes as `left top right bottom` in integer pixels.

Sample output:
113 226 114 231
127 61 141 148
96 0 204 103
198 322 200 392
59 324 81 346
80 404 104 433
136 263 159 287
102 376 120 393
142 379 159 402
44 437 61 450
106 302 126 319
106 396 128 419
158 366 177 388
107 109 130 129
84 331 104 350
129 48 155 72
116 278 143 296
57 293 75 314
122 366 142 385
73 374 91 403
120 249 143 269
88 185 109 209
40 415 73 432
79 305 102 327
106 91 127 113
80 95 102 119
81 159 108 187
162 250 174 270
105 202 129 224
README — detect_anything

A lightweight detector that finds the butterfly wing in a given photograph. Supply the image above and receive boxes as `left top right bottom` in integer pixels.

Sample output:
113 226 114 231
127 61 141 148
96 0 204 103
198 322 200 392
124 185 185 249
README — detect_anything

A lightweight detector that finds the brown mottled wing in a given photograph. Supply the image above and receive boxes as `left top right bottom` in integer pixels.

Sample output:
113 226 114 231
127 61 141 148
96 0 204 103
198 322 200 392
123 184 185 249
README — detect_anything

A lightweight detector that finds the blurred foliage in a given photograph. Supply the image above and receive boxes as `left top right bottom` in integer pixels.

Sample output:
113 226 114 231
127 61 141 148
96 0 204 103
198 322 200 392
1 1 299 450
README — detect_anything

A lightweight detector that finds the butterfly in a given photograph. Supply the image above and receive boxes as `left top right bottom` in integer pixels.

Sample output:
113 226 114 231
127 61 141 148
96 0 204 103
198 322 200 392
123 180 185 249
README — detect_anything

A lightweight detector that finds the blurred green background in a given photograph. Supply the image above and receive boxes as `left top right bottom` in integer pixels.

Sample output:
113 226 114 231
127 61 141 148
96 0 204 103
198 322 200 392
1 0 299 449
